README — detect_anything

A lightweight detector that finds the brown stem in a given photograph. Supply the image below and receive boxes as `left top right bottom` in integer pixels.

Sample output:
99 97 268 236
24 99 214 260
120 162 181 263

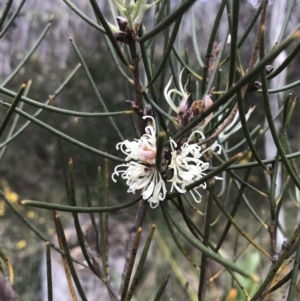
128 36 146 134
119 35 149 298
119 200 148 297
252 233 300 301
85 243 119 300
247 0 269 73
268 220 277 261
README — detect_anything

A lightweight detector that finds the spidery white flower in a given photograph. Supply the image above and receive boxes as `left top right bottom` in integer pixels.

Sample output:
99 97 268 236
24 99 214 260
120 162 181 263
112 116 167 208
164 69 214 132
164 68 189 114
168 131 222 203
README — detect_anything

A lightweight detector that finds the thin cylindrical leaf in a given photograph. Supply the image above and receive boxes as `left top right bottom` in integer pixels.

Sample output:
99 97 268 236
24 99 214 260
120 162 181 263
62 0 105 33
213 194 271 259
153 274 170 301
0 190 85 268
172 31 300 141
260 28 300 191
104 159 110 278
198 179 215 300
67 158 104 279
0 0 26 38
0 64 80 149
46 242 53 301
53 211 88 301
120 227 142 301
162 201 259 281
21 196 141 213
0 83 26 138
69 37 124 140
53 212 79 301
0 85 133 117
89 0 131 67
136 0 197 43
125 224 156 301
0 103 125 162
2 17 52 87
0 0 13 30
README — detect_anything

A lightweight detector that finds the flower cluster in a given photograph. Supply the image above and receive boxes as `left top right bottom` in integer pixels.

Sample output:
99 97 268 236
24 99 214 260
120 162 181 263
112 116 167 208
112 116 221 208
112 69 225 208
168 132 221 203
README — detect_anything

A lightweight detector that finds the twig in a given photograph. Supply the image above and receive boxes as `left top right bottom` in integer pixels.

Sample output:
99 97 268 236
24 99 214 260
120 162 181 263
85 243 119 300
251 229 300 300
128 36 146 134
119 200 148 296
119 34 149 298
198 179 215 300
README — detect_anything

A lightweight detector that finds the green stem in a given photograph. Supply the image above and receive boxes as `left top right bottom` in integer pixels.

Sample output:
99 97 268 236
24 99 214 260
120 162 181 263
198 179 215 300
136 0 197 43
62 0 106 34
0 64 81 149
0 86 132 118
162 202 258 281
21 196 141 213
0 0 13 30
0 83 26 138
260 29 300 191
250 228 300 300
89 0 131 68
0 0 26 38
0 101 125 162
46 242 53 301
69 38 124 140
275 0 297 44
191 8 204 68
53 212 88 301
171 30 299 141
1 17 53 87
0 190 85 267
286 234 300 301
201 0 226 94
142 15 182 90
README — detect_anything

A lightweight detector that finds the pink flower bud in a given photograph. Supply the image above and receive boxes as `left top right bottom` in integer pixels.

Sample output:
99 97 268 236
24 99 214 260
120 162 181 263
204 95 213 109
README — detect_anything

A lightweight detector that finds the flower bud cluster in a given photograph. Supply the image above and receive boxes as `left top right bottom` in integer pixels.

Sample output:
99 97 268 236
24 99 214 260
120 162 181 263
111 0 159 39
164 69 214 132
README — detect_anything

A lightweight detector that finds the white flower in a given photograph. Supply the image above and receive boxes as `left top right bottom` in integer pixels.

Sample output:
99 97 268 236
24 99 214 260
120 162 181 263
116 118 156 165
112 116 167 208
164 68 190 114
113 116 222 207
164 69 214 132
168 131 222 203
